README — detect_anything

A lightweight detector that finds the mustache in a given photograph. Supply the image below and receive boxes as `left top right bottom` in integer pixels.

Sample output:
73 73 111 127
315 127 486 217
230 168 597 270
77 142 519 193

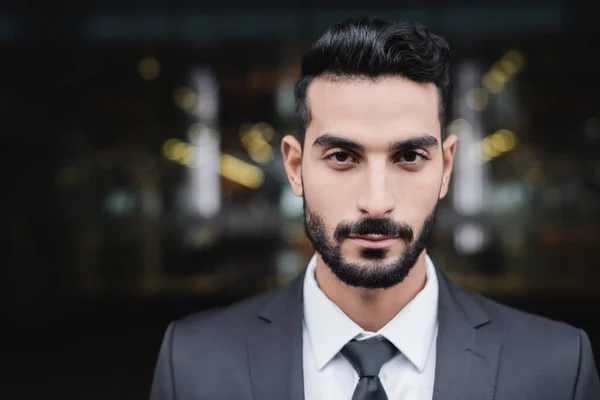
334 217 414 242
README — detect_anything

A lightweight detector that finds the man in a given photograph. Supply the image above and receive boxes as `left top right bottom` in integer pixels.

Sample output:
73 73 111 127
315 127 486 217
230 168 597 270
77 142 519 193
150 16 599 400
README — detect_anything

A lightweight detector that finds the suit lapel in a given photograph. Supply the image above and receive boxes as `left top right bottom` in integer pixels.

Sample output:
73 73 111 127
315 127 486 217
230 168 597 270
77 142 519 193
433 269 501 400
247 273 305 400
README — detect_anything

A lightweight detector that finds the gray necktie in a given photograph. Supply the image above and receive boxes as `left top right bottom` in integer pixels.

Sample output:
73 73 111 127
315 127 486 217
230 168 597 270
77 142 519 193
341 337 398 400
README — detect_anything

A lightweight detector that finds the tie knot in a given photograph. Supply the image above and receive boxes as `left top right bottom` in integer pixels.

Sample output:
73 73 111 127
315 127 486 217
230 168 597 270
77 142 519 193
341 337 398 378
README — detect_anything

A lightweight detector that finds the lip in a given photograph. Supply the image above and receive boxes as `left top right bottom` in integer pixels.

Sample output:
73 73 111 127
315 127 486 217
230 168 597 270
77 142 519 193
348 236 398 249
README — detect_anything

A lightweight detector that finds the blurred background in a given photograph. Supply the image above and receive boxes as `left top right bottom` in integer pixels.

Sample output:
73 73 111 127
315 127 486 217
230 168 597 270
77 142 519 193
1 0 599 399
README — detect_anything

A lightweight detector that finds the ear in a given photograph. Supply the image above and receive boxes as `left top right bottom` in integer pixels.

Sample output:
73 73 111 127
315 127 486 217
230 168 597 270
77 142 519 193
439 134 457 200
281 135 304 196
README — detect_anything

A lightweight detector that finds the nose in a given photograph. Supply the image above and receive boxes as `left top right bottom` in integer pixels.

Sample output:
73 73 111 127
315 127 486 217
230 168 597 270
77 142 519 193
357 168 395 218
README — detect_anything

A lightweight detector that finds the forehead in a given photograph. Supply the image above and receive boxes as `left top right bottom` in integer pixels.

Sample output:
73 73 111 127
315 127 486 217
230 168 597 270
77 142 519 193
306 76 441 145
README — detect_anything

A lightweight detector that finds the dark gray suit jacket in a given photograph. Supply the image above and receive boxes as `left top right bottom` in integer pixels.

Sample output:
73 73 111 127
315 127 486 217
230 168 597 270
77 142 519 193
149 268 600 400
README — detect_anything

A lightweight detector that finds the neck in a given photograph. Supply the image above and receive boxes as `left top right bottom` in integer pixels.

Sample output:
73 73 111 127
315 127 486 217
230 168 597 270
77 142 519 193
314 251 428 332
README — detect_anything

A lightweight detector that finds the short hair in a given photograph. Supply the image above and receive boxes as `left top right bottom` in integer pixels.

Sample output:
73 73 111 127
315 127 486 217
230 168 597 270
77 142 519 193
294 16 451 145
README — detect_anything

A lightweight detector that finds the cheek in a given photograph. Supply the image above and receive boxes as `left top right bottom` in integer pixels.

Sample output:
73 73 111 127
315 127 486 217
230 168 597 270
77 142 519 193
390 169 441 221
304 163 361 208
304 188 344 226
303 170 358 233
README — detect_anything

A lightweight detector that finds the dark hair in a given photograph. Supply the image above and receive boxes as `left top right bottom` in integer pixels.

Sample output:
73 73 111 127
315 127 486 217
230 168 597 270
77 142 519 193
294 16 451 144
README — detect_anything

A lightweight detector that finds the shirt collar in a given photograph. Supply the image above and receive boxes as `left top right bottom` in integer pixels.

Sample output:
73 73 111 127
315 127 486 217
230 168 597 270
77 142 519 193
302 253 439 373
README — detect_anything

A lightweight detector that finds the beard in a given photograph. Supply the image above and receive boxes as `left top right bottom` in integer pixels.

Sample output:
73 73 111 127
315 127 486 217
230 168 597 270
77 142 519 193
303 200 437 290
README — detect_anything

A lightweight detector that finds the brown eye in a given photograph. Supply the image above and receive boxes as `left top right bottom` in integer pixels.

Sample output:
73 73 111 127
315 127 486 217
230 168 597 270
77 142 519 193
333 152 350 162
326 151 357 164
404 151 419 162
396 151 426 164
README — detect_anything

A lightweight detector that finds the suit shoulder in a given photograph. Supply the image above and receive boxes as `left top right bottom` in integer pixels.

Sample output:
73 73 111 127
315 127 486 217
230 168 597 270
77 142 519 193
159 286 287 395
467 289 581 343
173 287 277 337
458 288 595 396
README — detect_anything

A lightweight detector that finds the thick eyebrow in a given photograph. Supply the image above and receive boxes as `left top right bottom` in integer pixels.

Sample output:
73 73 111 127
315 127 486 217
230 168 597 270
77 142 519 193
312 134 364 151
313 133 439 153
389 134 439 151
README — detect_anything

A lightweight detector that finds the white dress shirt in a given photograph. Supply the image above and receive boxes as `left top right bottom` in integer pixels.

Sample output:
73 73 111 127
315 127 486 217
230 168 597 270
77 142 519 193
302 254 439 400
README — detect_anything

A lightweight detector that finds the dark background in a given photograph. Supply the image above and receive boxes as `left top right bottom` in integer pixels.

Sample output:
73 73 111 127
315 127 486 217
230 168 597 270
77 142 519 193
1 1 600 398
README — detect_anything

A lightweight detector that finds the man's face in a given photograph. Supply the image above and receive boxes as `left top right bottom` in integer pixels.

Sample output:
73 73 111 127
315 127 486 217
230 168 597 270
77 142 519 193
282 76 456 289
